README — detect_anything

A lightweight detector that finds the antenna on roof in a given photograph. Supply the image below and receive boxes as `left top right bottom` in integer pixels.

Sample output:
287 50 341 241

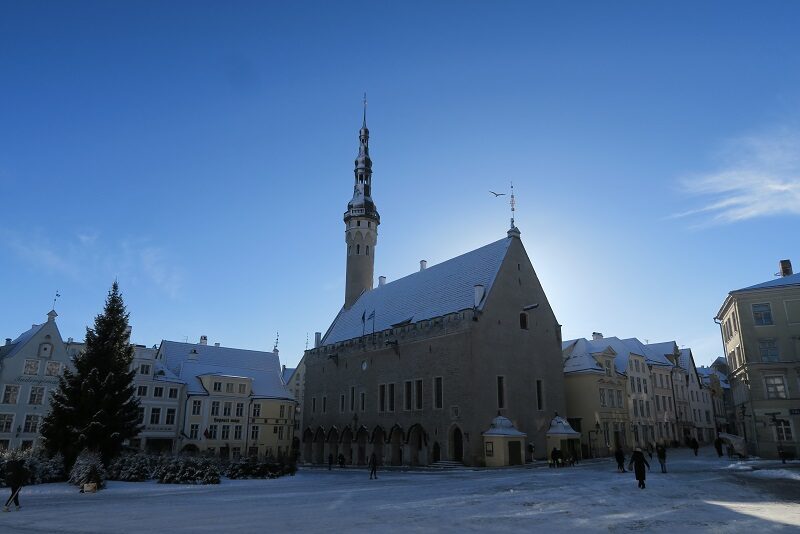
305 332 309 351
52 290 61 311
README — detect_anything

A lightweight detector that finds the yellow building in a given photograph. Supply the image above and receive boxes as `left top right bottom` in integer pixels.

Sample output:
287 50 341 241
157 339 295 460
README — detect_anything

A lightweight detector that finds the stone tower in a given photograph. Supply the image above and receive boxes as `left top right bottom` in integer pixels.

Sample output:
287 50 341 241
343 97 380 309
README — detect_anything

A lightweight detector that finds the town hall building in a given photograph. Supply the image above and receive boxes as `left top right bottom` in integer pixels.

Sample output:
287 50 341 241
301 106 566 466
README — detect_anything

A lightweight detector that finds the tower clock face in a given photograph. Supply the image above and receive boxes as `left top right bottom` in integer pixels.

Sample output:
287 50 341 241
361 360 368 371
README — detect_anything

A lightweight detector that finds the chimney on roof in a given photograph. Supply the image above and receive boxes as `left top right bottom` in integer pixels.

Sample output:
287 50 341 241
67 337 73 343
378 275 386 287
314 332 322 348
779 259 793 277
214 342 220 347
592 332 603 340
4 338 10 346
474 284 485 308
200 335 208 345
420 260 427 271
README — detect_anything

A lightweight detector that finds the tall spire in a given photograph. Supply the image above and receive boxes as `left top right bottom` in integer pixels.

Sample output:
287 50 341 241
362 92 367 129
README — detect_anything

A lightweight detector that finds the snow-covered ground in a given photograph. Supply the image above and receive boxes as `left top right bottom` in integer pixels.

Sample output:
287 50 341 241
2 447 798 533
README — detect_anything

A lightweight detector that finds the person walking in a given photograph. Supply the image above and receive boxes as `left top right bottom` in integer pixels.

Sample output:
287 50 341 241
690 437 699 456
628 447 651 489
614 448 626 473
328 453 333 471
713 437 723 458
368 452 378 480
656 443 667 473
3 457 28 512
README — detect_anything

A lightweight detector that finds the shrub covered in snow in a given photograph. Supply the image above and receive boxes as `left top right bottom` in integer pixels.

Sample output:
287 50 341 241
69 450 107 489
0 449 66 486
153 456 220 485
225 457 296 479
107 453 160 482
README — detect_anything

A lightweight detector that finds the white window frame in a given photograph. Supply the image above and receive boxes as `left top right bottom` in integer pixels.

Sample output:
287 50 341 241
23 359 40 375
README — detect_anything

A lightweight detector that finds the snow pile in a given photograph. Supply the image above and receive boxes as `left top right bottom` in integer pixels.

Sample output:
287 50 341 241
743 469 800 482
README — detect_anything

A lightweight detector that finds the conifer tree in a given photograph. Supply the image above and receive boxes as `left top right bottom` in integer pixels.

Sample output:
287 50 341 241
41 282 141 467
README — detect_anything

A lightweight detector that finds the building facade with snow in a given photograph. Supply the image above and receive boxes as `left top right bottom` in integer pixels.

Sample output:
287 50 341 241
157 339 296 460
0 311 71 451
301 112 565 467
715 259 800 459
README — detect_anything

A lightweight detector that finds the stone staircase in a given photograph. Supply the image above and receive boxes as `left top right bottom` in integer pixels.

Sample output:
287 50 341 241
428 460 468 470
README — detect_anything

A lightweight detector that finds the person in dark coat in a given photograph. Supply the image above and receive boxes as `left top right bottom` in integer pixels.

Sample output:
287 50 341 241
328 453 333 470
337 453 346 468
628 447 651 489
3 458 28 512
690 437 699 456
656 443 667 473
614 448 626 473
714 437 723 458
550 447 561 468
368 452 378 480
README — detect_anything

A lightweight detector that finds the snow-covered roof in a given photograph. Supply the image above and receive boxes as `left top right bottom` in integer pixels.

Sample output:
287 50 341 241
159 341 293 401
697 366 731 389
546 416 580 437
562 336 668 376
321 237 513 345
282 367 296 384
482 415 526 437
0 323 45 361
734 272 800 292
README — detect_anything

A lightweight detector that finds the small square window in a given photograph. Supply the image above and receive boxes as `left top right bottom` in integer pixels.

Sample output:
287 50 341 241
753 303 774 326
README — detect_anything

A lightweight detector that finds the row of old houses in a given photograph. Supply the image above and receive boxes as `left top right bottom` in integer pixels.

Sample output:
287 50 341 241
1 313 296 460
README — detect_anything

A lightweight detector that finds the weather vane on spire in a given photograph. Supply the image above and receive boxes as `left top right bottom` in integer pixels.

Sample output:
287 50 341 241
273 332 279 352
52 290 61 311
510 181 516 229
362 92 367 126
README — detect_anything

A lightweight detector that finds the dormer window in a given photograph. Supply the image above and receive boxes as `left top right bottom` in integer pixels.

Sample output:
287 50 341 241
139 363 151 375
213 381 222 392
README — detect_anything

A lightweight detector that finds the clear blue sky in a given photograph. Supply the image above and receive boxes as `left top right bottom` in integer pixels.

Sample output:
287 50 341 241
2 1 799 367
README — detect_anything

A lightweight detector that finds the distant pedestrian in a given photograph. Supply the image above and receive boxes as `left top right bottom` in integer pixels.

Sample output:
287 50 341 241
656 443 667 473
328 453 333 470
368 452 378 480
646 443 654 460
550 447 561 468
338 453 346 468
3 457 28 512
614 448 626 473
628 448 651 489
690 438 699 456
714 437 723 458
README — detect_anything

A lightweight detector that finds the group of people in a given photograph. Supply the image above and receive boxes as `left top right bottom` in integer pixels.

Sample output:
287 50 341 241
548 447 577 467
327 452 380 480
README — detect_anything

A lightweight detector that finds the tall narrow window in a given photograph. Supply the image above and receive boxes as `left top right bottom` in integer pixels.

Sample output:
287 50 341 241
434 377 443 409
340 394 345 413
366 245 370 256
322 396 327 414
519 313 528 330
415 379 423 410
536 379 543 410
404 381 412 411
350 386 355 411
360 392 366 411
388 383 395 412
379 384 386 412
312 397 316 414
356 244 361 255
497 376 506 409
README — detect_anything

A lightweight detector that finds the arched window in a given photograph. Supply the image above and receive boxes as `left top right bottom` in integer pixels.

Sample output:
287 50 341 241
356 244 360 255
519 313 528 330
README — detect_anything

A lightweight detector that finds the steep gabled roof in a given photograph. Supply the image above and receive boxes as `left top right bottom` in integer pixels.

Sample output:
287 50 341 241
159 341 293 401
322 237 513 345
282 367 296 384
0 323 45 361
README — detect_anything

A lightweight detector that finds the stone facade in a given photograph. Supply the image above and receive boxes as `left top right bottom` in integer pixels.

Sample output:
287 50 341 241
716 260 800 459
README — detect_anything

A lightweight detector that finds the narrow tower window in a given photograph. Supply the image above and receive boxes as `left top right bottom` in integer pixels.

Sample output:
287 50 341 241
497 376 506 409
519 313 528 330
356 244 360 255
366 245 370 256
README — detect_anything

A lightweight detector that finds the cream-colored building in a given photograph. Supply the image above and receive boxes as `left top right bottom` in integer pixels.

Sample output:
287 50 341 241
0 311 71 451
715 259 800 459
157 339 296 460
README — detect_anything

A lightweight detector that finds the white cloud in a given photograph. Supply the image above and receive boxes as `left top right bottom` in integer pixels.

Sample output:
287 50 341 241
674 129 800 225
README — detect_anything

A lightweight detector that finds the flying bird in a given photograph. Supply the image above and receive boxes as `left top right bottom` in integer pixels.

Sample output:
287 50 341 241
489 191 506 197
